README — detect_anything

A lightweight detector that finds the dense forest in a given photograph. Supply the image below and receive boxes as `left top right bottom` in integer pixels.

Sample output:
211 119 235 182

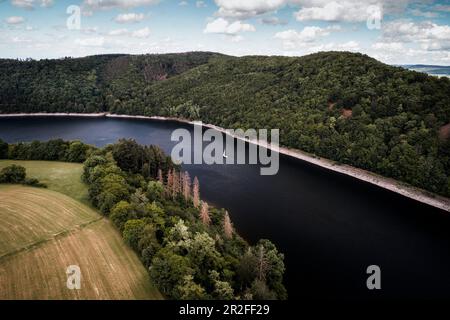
0 138 287 300
1 51 450 197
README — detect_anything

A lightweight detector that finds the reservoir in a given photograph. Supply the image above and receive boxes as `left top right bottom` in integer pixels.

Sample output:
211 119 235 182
1 116 450 300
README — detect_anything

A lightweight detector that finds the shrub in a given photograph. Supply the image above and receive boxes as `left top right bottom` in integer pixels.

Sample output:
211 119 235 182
23 178 47 188
0 165 26 183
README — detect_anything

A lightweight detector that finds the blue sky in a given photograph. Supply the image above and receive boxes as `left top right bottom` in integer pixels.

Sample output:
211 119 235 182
0 0 449 64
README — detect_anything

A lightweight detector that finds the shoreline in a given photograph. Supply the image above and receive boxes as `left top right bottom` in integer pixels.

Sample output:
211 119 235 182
1 112 449 212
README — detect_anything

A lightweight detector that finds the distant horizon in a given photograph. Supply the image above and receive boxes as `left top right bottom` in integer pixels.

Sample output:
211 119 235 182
0 1 449 65
1 50 450 67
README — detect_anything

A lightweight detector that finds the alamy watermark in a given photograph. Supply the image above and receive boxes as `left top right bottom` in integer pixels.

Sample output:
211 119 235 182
366 265 381 290
66 265 81 290
366 5 383 30
66 5 81 30
171 122 280 176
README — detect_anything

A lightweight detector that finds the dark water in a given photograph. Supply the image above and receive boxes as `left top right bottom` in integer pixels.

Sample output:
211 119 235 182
1 116 450 300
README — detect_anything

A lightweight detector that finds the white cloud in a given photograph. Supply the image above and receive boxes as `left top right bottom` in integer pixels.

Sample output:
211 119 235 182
83 0 160 10
228 21 256 33
82 9 94 16
292 0 416 23
331 40 360 51
260 16 287 25
10 36 33 43
214 0 286 18
204 18 229 33
372 41 404 51
40 0 53 7
367 46 448 65
196 1 206 8
132 27 151 38
179 1 188 5
365 18 450 64
273 28 360 55
114 13 145 23
274 25 340 50
434 5 450 12
212 0 412 20
11 0 53 9
204 18 256 35
381 20 450 51
381 20 420 42
2 0 447 64
294 1 381 22
5 16 26 24
81 26 98 34
231 35 244 42
311 40 360 52
75 37 105 47
11 0 34 9
410 9 439 18
108 28 129 36
423 41 450 51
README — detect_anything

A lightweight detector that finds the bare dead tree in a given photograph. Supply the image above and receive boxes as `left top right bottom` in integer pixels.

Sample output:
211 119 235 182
166 169 173 198
256 245 269 281
172 170 180 199
183 171 191 201
193 176 200 208
200 201 211 226
157 168 164 184
223 211 234 239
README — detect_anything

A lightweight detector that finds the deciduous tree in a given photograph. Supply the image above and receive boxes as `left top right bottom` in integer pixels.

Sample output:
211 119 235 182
122 219 146 251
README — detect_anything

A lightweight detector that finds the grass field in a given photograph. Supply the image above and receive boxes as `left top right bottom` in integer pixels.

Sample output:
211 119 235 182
0 160 162 300
0 160 89 205
0 185 98 257
0 215 161 299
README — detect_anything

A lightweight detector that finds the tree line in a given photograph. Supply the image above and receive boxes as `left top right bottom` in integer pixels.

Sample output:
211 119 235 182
84 139 287 299
0 138 93 163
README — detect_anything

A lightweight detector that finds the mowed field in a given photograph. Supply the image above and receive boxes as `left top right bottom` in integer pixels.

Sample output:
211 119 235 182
0 160 89 204
0 186 97 257
0 161 162 300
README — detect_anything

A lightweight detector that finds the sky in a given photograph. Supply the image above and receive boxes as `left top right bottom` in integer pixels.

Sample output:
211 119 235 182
0 0 450 65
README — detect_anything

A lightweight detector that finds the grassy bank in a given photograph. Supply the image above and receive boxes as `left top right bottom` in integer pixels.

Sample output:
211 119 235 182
0 160 89 205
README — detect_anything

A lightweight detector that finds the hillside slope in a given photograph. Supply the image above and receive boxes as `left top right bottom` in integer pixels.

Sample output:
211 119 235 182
0 183 162 299
0 52 222 113
1 51 450 197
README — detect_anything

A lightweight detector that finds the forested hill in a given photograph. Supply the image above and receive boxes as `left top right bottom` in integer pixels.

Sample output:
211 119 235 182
1 51 450 198
0 52 223 113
